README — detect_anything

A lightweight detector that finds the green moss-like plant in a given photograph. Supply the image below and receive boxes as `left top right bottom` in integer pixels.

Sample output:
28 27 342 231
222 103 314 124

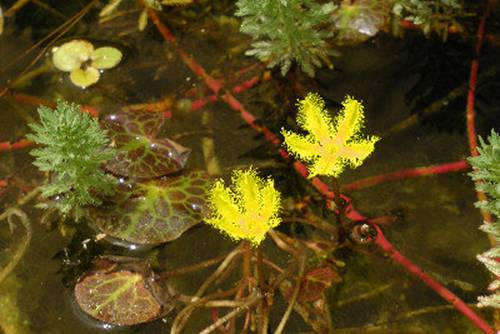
235 0 336 77
392 0 463 37
468 130 500 308
27 100 117 219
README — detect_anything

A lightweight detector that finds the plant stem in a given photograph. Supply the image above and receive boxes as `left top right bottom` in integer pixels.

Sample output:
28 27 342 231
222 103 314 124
1 87 99 117
371 223 494 334
199 294 262 334
255 246 266 334
0 139 32 152
274 254 306 334
466 0 495 228
0 209 31 285
342 160 469 192
159 253 229 279
193 244 243 300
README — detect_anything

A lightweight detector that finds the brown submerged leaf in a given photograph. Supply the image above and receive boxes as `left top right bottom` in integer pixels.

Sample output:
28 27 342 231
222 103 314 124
89 171 212 245
74 257 173 326
103 109 191 179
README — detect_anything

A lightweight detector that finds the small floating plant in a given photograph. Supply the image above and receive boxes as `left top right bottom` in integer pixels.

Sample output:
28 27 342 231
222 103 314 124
51 39 122 88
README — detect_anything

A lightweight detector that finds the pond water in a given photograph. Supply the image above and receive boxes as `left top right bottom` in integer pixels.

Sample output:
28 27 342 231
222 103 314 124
0 1 499 333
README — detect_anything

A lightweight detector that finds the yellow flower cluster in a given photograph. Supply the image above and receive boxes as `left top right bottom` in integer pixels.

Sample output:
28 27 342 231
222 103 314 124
282 93 379 178
205 168 281 245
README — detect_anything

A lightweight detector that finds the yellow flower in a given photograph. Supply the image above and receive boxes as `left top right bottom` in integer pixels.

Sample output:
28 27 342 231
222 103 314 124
205 168 281 245
282 93 379 178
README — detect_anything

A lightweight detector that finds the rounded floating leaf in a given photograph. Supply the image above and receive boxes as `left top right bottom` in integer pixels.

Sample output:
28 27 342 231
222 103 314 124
70 67 100 88
103 109 191 179
52 40 94 72
74 257 171 326
89 171 212 245
91 47 123 69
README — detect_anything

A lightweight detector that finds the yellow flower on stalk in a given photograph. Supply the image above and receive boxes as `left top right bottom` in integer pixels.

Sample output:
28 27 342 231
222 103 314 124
281 93 379 178
205 168 281 245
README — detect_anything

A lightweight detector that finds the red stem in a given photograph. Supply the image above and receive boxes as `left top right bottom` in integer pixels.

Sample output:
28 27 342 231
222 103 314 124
466 2 494 226
342 160 469 192
466 3 491 158
2 88 99 117
0 139 33 152
372 224 494 334
147 8 494 332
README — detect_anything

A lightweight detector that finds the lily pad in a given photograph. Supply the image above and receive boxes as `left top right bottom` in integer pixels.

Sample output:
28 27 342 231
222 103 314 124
74 256 172 326
103 109 191 179
70 67 100 88
52 40 94 72
89 171 211 245
91 47 123 69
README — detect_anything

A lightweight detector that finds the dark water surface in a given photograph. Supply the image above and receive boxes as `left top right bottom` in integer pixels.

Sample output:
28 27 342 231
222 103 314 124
0 1 498 333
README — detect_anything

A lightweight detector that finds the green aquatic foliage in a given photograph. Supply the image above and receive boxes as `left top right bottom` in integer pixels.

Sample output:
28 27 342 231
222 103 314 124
235 0 336 77
392 0 462 35
74 257 173 326
102 109 191 179
51 40 122 88
89 171 211 245
468 130 500 308
27 101 117 218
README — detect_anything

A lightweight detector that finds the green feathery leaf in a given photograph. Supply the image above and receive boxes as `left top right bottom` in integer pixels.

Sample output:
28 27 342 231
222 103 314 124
235 0 336 77
468 130 500 308
27 100 117 219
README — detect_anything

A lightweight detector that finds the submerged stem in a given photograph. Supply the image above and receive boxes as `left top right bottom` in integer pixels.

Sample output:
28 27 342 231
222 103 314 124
0 209 32 285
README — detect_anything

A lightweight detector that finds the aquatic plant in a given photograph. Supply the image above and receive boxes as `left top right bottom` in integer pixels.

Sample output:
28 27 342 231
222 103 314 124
205 168 281 245
51 40 122 88
468 130 500 308
100 0 193 31
333 0 391 43
235 0 336 77
392 0 463 36
282 93 379 178
27 101 116 218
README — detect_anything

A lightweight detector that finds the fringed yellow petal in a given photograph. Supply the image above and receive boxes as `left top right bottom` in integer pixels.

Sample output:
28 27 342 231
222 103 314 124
336 96 364 143
258 179 281 223
309 155 339 178
281 130 318 161
232 168 261 214
209 181 240 222
296 93 332 143
341 137 379 166
205 217 246 241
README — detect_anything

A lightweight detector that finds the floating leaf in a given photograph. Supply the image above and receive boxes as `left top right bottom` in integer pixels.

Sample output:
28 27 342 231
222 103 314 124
103 109 191 179
52 40 94 72
300 266 340 302
91 47 123 69
89 171 211 245
74 256 172 326
70 67 100 88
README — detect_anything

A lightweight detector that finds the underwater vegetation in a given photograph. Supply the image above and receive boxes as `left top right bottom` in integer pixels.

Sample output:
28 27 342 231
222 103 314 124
27 101 116 218
469 131 500 308
0 0 499 333
235 0 336 76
